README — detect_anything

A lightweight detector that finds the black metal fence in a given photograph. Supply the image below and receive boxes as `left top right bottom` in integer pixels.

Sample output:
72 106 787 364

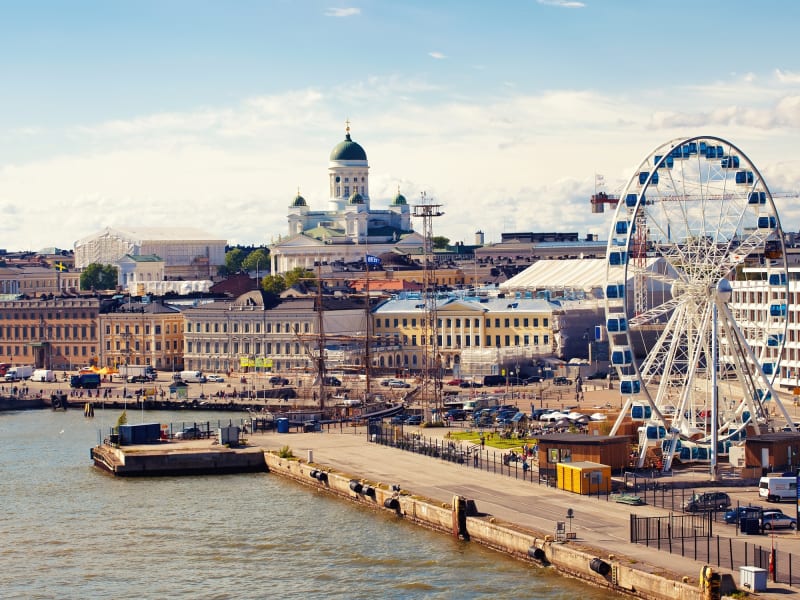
630 512 714 543
630 512 799 587
368 423 622 495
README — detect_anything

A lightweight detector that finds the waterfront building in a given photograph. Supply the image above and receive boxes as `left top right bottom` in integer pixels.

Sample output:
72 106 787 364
180 291 368 375
729 265 800 392
372 294 555 375
0 265 80 298
0 297 100 370
99 299 184 372
270 124 426 274
116 254 165 292
74 226 226 280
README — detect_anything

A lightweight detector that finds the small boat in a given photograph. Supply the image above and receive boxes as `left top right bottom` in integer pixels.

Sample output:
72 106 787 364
611 493 645 506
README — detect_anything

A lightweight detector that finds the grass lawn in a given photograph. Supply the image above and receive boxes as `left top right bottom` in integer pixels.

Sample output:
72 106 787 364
448 431 538 451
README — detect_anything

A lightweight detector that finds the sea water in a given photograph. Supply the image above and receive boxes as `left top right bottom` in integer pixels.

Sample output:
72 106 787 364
0 409 618 599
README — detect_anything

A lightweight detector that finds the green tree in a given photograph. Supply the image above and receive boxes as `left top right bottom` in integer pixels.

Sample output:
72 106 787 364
432 236 450 249
80 263 118 291
242 248 270 274
225 248 246 274
284 267 315 289
260 274 286 295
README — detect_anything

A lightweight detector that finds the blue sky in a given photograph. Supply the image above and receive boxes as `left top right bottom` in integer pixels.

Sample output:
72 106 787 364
2 0 800 251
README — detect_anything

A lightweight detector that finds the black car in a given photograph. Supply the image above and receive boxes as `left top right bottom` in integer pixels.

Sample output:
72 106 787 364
683 491 731 512
524 375 543 384
552 376 572 386
586 371 608 380
459 380 483 388
269 376 290 386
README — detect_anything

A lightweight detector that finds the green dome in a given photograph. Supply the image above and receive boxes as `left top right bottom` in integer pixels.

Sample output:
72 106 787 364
292 193 307 207
392 192 407 206
330 133 367 161
348 191 365 205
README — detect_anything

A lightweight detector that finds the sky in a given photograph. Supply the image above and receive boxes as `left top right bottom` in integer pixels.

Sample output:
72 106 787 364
2 0 800 252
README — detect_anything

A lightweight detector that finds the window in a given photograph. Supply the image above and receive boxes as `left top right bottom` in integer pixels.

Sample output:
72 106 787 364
523 318 529 327
504 319 510 328
155 325 162 334
494 318 500 328
514 318 519 327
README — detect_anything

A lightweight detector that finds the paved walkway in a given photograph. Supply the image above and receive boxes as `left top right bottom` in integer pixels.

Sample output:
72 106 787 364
248 426 800 599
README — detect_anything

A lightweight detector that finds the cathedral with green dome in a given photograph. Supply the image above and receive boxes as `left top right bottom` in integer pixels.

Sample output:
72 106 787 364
271 124 423 274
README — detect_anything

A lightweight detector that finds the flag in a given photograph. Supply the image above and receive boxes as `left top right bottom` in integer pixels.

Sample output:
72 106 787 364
366 254 382 266
55 261 67 272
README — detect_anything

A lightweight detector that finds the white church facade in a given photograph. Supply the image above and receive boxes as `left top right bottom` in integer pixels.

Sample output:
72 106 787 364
270 125 425 274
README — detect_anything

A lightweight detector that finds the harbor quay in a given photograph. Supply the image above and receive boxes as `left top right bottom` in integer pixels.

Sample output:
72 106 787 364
91 417 800 600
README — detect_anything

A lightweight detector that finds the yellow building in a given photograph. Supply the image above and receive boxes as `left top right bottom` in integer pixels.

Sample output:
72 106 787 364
99 300 184 372
372 295 554 373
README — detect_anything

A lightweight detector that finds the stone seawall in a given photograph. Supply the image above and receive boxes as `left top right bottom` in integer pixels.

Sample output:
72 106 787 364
263 452 702 600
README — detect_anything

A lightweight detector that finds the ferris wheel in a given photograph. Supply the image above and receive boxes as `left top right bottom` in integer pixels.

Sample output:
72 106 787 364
603 135 794 472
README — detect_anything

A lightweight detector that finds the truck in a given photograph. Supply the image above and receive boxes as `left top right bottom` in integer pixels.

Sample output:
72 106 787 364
179 370 206 383
759 476 797 502
70 373 101 389
32 369 56 382
5 365 33 381
118 364 157 382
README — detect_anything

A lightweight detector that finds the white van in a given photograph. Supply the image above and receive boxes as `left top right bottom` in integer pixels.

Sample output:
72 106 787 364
759 476 797 502
180 370 206 383
32 369 56 382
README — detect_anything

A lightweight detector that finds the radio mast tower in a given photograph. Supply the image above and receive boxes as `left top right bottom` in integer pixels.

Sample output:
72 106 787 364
413 192 444 422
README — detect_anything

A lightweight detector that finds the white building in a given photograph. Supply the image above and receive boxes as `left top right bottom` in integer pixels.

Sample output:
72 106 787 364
270 124 424 274
74 226 226 280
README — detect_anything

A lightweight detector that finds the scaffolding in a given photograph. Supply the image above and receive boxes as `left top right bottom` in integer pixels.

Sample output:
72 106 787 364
413 193 444 422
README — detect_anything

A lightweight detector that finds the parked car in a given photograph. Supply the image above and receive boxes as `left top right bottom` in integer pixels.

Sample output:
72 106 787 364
524 375 543 384
459 380 483 388
323 376 342 387
207 375 225 383
175 426 203 440
405 415 423 426
445 378 464 386
586 371 608 380
553 376 572 386
269 376 290 386
762 511 797 530
127 375 150 383
390 414 406 425
387 379 410 388
445 409 467 421
724 506 771 525
683 491 731 512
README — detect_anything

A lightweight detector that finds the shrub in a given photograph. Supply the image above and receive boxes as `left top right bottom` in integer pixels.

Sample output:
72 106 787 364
278 445 294 459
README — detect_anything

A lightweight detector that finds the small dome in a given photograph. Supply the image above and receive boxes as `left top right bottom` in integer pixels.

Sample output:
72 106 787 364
392 192 407 206
330 133 367 161
292 193 307 207
348 191 365 205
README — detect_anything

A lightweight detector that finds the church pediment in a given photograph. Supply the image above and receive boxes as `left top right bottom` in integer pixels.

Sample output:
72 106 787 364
272 234 326 249
437 299 487 313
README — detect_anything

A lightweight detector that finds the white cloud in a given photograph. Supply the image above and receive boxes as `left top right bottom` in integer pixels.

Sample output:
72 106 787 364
324 7 360 17
2 73 800 252
537 0 586 8
428 51 446 60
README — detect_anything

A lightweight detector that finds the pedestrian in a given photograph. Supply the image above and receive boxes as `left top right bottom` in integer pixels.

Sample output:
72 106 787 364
480 434 485 449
